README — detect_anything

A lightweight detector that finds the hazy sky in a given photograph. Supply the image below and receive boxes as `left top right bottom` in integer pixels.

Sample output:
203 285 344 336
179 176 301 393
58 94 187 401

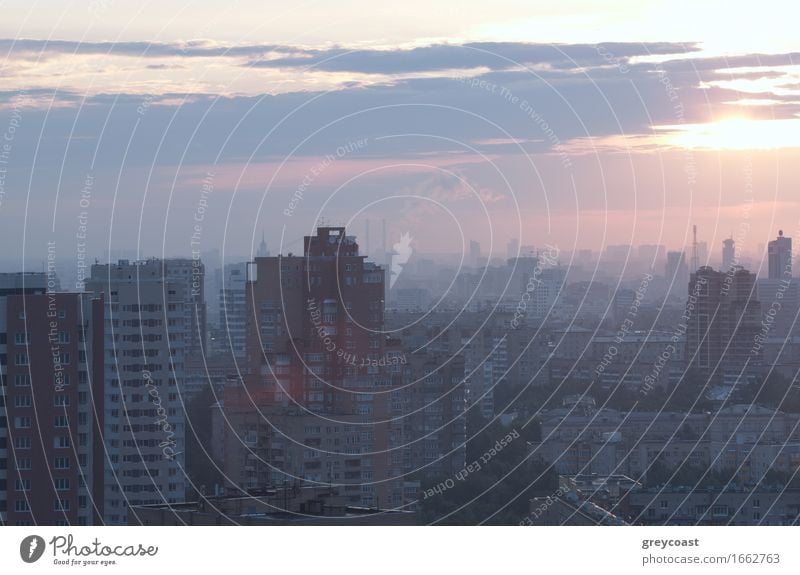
1 0 798 270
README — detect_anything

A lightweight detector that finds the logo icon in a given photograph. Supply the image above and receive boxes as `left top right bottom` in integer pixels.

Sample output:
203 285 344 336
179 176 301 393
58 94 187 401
20 535 46 563
390 232 414 288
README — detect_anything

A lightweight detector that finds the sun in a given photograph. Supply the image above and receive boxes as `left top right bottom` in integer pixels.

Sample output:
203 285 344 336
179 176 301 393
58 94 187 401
656 117 800 150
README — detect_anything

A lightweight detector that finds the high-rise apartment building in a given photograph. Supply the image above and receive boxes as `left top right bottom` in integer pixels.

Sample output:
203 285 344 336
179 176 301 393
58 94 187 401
0 273 105 525
217 262 248 358
722 238 735 272
686 266 761 381
226 227 404 507
469 240 481 267
768 230 792 279
400 353 466 482
87 259 195 524
665 251 688 296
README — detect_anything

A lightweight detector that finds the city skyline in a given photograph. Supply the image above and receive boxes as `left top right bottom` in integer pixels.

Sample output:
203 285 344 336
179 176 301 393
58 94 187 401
4 3 800 566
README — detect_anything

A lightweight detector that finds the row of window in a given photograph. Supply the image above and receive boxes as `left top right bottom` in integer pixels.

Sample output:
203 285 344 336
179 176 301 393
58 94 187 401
12 436 77 449
13 498 74 512
11 393 90 408
10 352 84 366
6 372 88 388
12 415 81 428
14 478 71 491
13 310 67 320
109 393 179 403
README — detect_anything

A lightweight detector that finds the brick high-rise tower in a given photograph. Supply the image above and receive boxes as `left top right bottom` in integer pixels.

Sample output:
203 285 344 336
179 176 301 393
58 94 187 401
224 227 404 508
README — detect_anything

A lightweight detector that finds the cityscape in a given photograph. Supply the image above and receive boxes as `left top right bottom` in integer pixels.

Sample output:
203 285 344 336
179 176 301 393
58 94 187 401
2 224 800 526
3 5 800 574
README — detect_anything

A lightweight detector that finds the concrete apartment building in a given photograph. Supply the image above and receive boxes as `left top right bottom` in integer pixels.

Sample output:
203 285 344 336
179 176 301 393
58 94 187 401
86 259 200 524
129 484 415 525
222 227 404 508
525 474 800 525
768 230 792 279
533 405 800 486
0 273 105 525
400 352 467 482
215 262 248 359
687 266 762 382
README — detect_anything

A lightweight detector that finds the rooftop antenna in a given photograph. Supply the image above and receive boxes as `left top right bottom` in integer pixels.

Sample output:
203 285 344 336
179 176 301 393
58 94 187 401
691 224 699 272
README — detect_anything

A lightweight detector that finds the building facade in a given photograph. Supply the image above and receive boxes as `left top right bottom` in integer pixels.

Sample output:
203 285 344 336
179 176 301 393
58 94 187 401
1 274 104 525
87 259 194 524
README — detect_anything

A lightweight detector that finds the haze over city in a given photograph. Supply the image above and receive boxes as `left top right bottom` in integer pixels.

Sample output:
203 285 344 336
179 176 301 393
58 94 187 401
2 2 800 572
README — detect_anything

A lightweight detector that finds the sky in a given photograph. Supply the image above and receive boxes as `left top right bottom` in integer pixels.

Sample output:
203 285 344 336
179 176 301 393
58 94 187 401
0 0 799 272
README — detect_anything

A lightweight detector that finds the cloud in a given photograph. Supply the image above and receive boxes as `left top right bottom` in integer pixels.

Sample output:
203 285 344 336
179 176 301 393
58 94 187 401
0 37 300 59
245 41 700 74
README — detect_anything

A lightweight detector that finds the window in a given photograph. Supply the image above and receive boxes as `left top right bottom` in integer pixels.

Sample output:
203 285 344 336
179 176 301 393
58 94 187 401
15 479 31 491
14 354 29 366
14 395 32 408
14 374 30 387
18 458 32 470
14 332 30 345
54 395 70 407
54 478 70 491
54 436 71 448
15 500 30 512
54 415 69 428
53 457 70 469
14 416 32 429
53 498 69 511
14 437 32 450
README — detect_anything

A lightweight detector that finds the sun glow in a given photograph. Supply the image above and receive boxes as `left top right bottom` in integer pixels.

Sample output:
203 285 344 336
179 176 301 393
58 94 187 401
656 118 800 150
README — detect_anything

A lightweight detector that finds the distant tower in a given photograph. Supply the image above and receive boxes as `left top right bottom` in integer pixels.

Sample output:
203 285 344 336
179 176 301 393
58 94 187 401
257 231 269 257
507 237 519 260
768 230 792 279
382 219 387 255
365 219 371 257
691 224 699 272
722 237 735 271
666 251 688 295
469 240 481 266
